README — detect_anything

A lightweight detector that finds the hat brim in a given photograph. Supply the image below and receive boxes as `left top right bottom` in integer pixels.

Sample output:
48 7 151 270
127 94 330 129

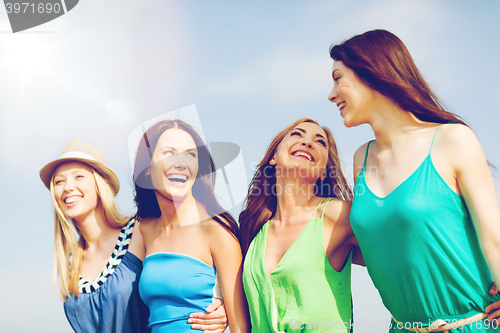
39 157 120 196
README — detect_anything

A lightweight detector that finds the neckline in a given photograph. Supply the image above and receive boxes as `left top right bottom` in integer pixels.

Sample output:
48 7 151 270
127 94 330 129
78 219 135 293
144 252 214 269
263 200 328 276
360 154 431 200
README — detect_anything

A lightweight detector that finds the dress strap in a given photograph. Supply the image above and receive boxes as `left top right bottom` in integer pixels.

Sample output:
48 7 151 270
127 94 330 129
313 197 329 217
428 125 442 155
321 198 334 220
363 140 374 168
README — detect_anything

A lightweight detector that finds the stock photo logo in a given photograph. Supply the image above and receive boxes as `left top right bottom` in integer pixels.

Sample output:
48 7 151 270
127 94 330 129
4 0 78 33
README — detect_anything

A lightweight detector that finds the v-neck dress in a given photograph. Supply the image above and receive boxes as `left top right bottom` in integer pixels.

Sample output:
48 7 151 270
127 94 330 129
243 198 353 333
64 219 150 333
350 127 500 332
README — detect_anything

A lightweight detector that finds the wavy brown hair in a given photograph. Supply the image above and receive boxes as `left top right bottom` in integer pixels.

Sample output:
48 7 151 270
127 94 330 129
238 118 352 254
329 29 467 125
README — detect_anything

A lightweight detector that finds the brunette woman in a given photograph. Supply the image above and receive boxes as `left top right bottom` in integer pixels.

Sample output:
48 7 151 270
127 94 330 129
133 120 250 333
240 118 362 333
329 29 500 332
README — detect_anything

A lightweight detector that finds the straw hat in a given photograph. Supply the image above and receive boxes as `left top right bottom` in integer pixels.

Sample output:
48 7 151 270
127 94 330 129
39 139 120 196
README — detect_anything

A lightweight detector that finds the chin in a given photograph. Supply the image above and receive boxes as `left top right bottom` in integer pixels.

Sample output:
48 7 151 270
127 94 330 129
343 116 362 128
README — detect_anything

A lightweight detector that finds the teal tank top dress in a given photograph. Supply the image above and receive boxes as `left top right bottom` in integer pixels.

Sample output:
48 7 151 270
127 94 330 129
350 127 500 332
243 198 353 333
139 253 216 332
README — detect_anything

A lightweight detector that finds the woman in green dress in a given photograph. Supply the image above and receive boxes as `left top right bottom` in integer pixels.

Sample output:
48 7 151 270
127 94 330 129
240 118 363 332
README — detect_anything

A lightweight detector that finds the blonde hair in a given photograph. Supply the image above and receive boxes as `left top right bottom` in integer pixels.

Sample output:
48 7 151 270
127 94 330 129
50 168 129 300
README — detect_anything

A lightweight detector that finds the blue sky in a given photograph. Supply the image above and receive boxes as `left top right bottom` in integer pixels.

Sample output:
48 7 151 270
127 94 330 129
1 1 499 332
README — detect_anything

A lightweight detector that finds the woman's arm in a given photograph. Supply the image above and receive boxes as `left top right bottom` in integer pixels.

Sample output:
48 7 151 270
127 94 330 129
323 199 365 267
441 124 500 320
188 298 228 333
209 223 251 333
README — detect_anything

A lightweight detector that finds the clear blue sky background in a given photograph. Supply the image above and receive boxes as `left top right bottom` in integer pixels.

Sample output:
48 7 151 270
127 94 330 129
1 1 499 332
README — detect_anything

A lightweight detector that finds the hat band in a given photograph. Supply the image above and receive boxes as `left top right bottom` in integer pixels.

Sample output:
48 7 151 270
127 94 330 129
60 151 97 161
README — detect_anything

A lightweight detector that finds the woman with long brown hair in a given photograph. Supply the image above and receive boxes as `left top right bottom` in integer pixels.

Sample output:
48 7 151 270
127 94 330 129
240 118 362 332
134 119 250 333
329 29 500 332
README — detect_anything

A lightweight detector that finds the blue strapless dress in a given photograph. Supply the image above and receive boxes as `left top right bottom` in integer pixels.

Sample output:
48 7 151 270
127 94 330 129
139 252 216 333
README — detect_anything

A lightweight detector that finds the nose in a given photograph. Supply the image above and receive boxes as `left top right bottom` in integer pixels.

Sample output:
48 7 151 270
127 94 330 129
63 178 75 192
301 141 313 149
328 86 337 102
173 154 187 170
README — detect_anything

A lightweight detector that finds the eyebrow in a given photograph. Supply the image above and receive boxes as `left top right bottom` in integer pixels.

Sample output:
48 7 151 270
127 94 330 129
294 127 327 141
159 146 197 153
54 169 87 177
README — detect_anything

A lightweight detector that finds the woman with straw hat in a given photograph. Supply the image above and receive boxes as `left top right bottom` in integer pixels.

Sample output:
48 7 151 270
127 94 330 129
40 139 228 333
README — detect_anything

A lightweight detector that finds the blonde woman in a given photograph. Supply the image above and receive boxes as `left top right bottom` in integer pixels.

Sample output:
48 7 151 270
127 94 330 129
40 139 228 333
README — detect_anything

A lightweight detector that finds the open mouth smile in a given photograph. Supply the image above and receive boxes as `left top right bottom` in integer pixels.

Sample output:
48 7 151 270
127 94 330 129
64 195 82 206
166 173 189 185
292 150 315 162
337 101 346 111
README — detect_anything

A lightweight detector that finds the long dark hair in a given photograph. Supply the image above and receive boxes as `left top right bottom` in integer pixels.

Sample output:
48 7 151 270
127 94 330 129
133 119 239 241
330 29 467 125
238 118 352 255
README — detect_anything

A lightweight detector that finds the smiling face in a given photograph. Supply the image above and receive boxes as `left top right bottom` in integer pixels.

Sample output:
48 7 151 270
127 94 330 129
53 161 100 222
270 122 328 181
328 60 376 127
147 128 199 201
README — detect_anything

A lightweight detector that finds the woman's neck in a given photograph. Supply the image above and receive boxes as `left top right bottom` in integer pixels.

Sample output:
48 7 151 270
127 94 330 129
75 205 118 250
369 99 430 149
155 191 205 228
273 175 317 223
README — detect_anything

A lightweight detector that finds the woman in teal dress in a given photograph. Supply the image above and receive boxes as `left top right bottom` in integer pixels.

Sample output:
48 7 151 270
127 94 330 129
240 118 363 332
328 29 500 332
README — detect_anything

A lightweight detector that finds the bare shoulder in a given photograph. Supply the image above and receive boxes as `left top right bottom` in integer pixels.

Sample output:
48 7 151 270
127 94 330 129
323 198 352 228
353 141 372 180
438 123 478 145
138 216 158 234
436 123 484 163
200 217 239 243
129 218 146 260
201 217 242 259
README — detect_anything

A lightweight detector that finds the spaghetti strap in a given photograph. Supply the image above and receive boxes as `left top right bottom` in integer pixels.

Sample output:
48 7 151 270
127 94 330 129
321 198 334 219
428 125 441 155
363 140 374 168
314 197 329 217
